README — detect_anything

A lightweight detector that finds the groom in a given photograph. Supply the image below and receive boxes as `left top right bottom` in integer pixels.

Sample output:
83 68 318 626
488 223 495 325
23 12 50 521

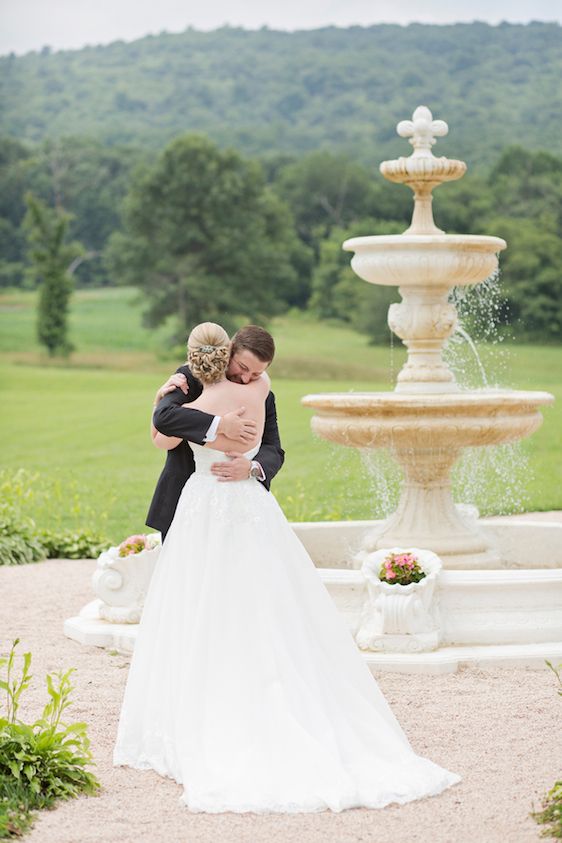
147 325 284 540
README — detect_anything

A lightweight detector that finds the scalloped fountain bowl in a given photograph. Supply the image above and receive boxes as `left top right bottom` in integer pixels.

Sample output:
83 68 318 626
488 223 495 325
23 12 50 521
343 234 506 289
302 390 552 451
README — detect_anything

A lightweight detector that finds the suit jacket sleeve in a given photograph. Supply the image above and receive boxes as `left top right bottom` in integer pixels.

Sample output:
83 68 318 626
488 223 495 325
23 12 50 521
255 391 285 491
152 366 214 445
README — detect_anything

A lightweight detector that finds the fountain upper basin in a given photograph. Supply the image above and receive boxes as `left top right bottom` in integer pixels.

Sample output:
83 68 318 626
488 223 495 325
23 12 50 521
342 234 507 288
302 389 554 450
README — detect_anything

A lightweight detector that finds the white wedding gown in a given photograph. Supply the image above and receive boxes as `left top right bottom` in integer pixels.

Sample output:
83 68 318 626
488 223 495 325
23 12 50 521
113 443 460 813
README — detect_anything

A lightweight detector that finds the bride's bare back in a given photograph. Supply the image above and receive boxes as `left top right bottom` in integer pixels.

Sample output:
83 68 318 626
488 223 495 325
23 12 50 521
185 373 270 454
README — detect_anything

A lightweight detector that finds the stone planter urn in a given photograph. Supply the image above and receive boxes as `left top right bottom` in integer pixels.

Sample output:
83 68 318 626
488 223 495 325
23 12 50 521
92 534 161 624
355 547 442 653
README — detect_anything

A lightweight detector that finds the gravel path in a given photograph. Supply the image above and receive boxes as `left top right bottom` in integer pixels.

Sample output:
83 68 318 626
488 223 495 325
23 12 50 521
1 522 561 843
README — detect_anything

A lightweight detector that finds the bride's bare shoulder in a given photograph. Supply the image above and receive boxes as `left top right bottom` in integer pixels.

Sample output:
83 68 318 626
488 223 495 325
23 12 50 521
255 371 270 396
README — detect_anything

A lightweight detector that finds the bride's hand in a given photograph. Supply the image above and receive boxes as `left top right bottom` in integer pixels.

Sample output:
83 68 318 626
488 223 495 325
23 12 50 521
218 408 257 442
154 373 188 404
211 454 252 482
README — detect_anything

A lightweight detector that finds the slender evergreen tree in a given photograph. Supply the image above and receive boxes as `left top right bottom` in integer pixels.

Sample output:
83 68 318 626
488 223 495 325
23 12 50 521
23 193 83 356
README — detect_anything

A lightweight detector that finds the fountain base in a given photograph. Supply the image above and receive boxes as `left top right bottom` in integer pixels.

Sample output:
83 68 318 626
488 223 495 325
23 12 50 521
64 517 562 675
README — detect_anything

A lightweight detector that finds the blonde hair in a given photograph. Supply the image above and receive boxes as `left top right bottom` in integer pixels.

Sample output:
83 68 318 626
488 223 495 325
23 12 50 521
187 322 231 384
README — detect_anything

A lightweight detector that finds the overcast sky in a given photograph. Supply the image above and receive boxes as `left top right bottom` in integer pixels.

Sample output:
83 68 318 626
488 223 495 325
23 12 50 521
1 0 561 56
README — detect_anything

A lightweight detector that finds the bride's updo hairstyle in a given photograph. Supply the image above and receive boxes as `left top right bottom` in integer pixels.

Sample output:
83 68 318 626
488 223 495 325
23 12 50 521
187 322 231 385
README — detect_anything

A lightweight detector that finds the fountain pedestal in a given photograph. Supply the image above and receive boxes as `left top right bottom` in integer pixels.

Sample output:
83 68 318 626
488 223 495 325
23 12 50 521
361 450 498 568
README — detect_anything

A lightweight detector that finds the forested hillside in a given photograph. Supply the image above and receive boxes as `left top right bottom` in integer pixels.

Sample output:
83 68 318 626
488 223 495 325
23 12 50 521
2 22 562 165
1 23 561 343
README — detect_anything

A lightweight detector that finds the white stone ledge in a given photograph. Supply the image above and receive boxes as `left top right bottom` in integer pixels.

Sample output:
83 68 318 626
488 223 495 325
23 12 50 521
362 641 562 674
291 519 562 569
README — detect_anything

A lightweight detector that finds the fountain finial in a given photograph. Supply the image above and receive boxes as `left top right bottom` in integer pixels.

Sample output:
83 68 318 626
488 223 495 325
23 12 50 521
396 106 448 159
380 104 466 235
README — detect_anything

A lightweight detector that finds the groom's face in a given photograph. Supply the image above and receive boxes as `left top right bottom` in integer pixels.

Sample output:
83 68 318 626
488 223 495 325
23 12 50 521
227 349 269 384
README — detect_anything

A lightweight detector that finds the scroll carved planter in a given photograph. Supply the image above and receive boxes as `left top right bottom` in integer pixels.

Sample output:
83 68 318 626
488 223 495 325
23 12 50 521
92 537 161 624
355 548 442 653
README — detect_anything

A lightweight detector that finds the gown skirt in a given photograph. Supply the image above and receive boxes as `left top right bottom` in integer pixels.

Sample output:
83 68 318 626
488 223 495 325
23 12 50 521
113 444 460 813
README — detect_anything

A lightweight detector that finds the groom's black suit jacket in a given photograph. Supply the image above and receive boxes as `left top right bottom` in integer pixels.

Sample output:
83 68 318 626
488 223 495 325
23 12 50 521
146 364 285 537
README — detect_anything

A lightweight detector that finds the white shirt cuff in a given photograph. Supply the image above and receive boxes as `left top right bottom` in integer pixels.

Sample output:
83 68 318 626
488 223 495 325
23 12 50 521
203 416 220 442
252 461 266 482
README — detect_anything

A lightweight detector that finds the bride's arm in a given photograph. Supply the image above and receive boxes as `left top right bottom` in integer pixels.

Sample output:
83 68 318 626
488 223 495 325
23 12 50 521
151 424 182 450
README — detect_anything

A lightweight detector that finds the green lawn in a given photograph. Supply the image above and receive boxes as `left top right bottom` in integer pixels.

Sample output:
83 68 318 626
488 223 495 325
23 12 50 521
1 288 560 540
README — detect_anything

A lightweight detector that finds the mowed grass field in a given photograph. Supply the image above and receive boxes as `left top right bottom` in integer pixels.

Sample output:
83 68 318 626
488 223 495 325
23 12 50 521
1 287 560 541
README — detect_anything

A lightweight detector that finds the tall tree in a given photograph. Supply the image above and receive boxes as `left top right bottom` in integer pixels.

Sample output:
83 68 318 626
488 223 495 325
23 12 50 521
0 137 33 287
106 134 301 336
24 193 83 356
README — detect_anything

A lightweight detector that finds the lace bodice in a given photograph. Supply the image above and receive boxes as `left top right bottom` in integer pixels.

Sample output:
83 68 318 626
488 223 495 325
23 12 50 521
191 442 260 476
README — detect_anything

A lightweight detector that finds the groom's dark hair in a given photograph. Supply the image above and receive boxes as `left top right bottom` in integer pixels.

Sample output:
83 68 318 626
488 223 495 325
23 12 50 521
231 326 275 363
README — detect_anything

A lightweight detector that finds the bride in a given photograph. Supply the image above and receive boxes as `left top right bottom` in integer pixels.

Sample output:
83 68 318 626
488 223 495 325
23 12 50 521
113 322 460 813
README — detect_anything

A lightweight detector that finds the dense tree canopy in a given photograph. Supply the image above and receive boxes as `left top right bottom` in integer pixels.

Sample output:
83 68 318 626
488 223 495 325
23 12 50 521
1 134 561 342
0 136 144 288
106 135 303 337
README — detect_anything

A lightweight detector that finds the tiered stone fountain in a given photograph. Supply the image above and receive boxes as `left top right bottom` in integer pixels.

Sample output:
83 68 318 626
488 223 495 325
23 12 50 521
303 106 551 570
297 107 562 671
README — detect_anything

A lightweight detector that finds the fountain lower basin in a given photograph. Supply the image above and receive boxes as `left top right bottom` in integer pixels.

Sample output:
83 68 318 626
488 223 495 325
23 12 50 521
302 389 554 569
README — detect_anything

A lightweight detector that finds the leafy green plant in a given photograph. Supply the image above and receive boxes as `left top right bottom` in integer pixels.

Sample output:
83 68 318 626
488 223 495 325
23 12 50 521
0 506 45 567
0 470 46 566
0 470 109 564
532 781 562 839
0 639 100 838
37 528 108 560
0 774 36 838
531 662 562 839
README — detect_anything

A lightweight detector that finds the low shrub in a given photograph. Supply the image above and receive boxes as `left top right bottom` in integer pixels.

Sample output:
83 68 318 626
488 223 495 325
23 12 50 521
0 471 109 563
532 781 562 839
0 639 100 839
0 507 45 566
531 662 562 839
38 528 108 560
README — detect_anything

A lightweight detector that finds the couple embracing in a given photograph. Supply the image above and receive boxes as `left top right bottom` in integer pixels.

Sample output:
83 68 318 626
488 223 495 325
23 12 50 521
113 321 460 814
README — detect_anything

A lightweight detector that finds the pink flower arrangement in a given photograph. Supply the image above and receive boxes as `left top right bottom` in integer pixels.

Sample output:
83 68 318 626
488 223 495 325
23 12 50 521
118 534 160 558
379 551 426 586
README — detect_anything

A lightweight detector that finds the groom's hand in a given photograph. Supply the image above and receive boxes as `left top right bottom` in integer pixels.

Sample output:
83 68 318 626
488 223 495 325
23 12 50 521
211 453 251 482
217 408 257 442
